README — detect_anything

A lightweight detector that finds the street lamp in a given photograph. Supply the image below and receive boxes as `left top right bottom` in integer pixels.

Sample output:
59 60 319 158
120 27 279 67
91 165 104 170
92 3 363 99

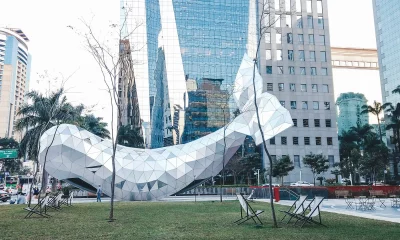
254 169 260 186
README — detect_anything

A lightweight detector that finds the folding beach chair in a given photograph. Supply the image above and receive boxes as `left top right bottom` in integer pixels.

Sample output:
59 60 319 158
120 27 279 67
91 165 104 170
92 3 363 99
60 191 74 207
47 193 63 211
293 196 326 228
233 193 264 225
279 195 308 222
24 195 51 218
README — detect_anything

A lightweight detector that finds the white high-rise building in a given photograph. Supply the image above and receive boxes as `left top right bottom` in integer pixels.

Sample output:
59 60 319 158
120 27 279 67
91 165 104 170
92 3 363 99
260 0 339 184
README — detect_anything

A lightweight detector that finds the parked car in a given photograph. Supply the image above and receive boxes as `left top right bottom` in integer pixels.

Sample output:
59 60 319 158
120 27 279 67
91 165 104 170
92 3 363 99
290 181 313 186
0 190 10 202
262 183 281 187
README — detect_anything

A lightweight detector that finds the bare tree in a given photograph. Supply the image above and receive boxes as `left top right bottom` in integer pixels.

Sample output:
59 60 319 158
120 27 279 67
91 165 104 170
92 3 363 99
249 0 293 227
73 7 142 222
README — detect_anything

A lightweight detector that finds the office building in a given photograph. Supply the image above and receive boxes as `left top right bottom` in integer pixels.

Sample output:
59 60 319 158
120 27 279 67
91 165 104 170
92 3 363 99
0 28 31 140
261 0 339 183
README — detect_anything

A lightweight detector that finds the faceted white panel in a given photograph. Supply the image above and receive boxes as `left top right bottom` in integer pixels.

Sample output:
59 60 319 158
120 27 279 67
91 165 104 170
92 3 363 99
38 54 293 201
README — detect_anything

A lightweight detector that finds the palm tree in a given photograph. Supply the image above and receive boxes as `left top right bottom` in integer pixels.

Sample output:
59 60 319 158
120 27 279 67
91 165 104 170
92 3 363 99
383 102 400 178
117 125 144 148
361 101 385 142
77 114 110 139
15 89 81 198
349 123 374 149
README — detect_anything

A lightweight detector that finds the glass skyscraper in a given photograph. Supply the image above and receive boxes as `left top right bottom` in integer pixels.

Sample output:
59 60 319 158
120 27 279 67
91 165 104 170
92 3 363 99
373 0 400 106
121 0 250 148
373 0 400 174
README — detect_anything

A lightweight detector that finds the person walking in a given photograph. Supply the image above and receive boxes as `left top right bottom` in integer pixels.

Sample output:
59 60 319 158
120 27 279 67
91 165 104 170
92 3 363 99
96 185 102 202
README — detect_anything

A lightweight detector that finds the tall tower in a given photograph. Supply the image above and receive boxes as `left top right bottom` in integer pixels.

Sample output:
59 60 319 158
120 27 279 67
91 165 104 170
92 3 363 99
260 0 339 183
0 28 31 140
373 0 400 174
336 92 368 135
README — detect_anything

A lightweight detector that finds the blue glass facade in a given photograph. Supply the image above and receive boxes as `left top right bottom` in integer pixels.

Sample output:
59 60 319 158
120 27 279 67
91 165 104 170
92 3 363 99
124 0 250 148
373 0 400 105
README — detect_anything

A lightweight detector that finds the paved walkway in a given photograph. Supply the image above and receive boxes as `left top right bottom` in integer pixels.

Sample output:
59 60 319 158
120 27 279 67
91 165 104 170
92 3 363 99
256 198 400 223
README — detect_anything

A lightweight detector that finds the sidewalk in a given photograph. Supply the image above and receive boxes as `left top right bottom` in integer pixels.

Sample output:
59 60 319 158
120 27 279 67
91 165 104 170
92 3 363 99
256 198 400 223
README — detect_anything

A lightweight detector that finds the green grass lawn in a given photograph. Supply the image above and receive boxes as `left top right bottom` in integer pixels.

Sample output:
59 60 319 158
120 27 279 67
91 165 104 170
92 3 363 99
1 201 399 240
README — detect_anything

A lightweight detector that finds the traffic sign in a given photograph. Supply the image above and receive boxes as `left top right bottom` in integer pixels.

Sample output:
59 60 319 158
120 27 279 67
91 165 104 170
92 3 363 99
0 149 18 159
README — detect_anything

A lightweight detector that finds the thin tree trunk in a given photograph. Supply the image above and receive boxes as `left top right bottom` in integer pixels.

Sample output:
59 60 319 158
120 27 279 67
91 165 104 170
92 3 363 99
220 121 226 202
251 61 278 227
377 116 382 143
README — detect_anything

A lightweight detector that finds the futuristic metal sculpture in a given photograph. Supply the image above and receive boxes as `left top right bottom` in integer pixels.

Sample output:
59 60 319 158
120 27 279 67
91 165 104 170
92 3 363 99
39 54 293 201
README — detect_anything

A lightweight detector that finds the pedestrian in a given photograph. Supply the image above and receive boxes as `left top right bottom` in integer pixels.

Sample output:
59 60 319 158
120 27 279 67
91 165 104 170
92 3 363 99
96 185 102 202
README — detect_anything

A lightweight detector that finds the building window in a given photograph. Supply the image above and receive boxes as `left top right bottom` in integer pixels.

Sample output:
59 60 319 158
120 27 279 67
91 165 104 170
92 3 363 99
285 0 291 12
302 101 308 109
287 32 293 44
276 33 282 44
299 50 305 61
293 137 299 145
278 83 284 91
300 67 306 75
301 84 307 92
312 84 318 92
311 67 317 75
327 137 333 145
313 101 319 110
270 137 275 145
280 101 286 107
303 119 309 127
310 51 316 61
266 50 272 60
267 83 273 91
265 32 271 43
278 66 284 74
321 51 327 62
277 49 283 60
290 83 296 91
291 101 297 109
266 66 273 74
275 15 281 28
289 66 295 74
309 34 315 45
293 119 297 127
307 0 312 13
297 16 303 28
307 15 313 28
324 102 330 110
298 34 304 44
317 0 323 14
281 136 287 145
319 35 325 45
271 155 277 162
321 68 328 76
288 50 294 61
316 137 322 145
304 137 310 145
328 155 334 167
322 84 329 93
314 119 320 127
325 119 331 127
294 155 300 167
318 17 324 29
275 0 280 10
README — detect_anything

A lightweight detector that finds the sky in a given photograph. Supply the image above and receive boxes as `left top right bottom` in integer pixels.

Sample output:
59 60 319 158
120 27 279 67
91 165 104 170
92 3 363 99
0 0 380 127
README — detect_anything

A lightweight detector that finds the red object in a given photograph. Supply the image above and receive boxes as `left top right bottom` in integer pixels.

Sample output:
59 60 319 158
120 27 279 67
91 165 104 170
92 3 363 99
326 186 400 197
273 187 280 202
